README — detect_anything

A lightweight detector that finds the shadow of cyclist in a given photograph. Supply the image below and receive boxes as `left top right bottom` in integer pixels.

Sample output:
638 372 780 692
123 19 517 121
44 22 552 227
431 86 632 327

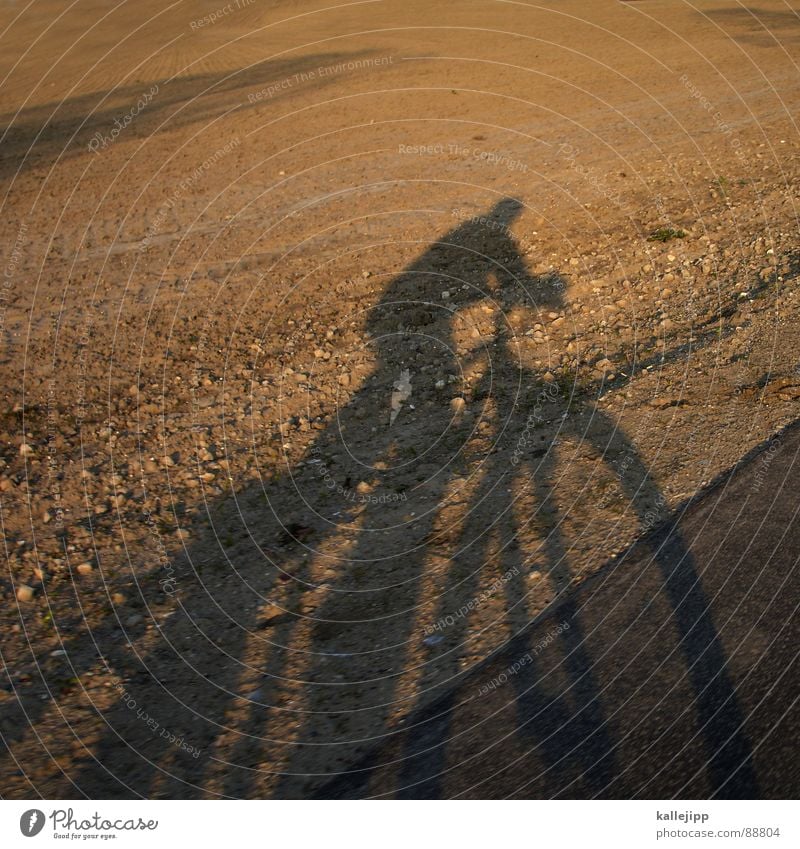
42 197 756 799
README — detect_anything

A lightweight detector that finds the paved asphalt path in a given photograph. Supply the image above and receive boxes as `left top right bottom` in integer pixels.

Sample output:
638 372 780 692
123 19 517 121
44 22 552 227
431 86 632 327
317 420 800 799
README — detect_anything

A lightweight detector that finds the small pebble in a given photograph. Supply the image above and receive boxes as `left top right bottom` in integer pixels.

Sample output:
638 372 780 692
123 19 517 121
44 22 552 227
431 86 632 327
16 585 34 602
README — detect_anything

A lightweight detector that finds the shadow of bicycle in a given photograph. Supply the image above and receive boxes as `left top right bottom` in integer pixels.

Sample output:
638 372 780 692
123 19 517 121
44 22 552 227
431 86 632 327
4 197 764 799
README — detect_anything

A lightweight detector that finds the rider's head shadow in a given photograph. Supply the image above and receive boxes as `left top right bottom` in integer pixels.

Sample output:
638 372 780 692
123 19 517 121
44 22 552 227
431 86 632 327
364 197 565 347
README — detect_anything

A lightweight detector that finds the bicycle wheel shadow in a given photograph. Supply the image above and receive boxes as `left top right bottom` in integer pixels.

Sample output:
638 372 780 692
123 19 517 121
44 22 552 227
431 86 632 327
315 389 768 799
19 196 760 799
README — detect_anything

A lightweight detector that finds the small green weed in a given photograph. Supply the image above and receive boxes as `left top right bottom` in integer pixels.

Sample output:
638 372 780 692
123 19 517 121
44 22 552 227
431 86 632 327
647 227 686 243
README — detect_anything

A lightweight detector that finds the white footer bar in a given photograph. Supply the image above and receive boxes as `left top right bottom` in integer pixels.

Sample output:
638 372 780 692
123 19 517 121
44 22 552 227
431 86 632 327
1 800 796 848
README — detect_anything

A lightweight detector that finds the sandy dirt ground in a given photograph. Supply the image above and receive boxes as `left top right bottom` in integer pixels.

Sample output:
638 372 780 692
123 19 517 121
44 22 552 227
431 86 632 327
0 0 799 798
